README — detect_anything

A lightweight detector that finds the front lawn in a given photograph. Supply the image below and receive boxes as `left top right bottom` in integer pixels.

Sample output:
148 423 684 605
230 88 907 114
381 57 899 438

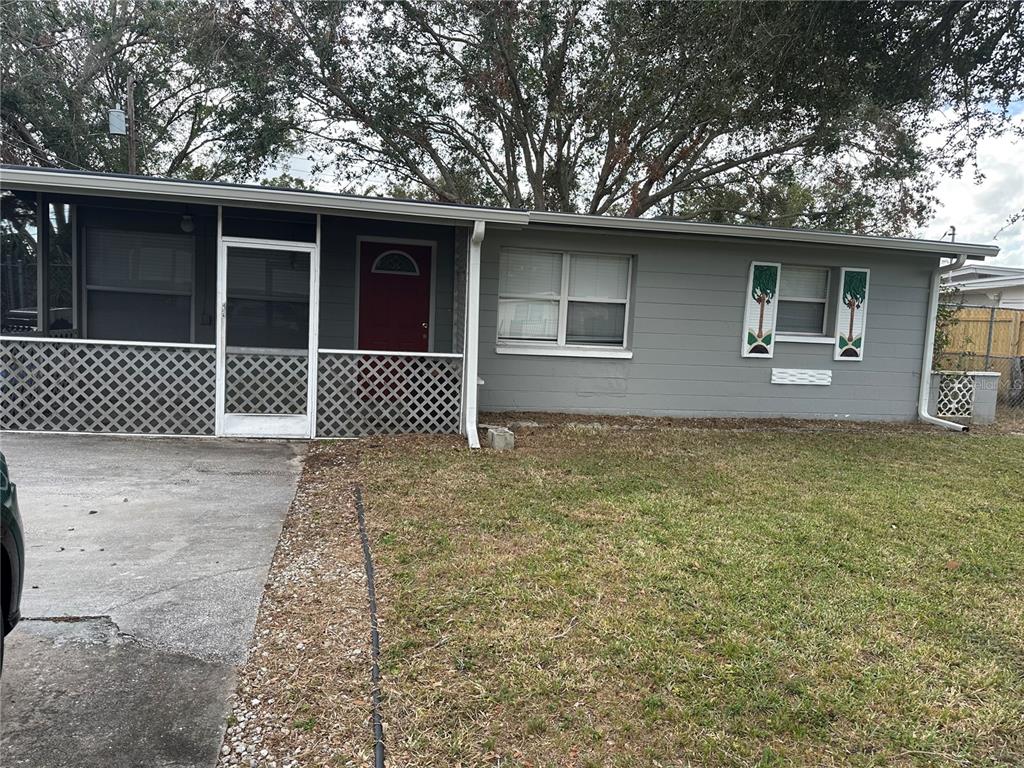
355 422 1023 766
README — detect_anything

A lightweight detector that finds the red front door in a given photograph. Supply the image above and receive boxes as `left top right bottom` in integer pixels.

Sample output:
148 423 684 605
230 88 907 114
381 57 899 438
358 241 432 351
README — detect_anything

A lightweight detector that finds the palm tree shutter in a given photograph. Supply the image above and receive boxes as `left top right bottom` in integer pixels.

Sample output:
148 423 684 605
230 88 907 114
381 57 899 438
742 261 781 358
834 268 870 361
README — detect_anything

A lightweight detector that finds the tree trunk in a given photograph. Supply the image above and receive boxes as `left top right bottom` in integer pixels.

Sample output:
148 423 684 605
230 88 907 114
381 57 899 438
757 298 766 337
847 300 856 340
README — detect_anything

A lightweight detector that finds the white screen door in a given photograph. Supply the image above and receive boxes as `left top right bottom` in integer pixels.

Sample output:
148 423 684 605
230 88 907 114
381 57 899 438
216 237 319 438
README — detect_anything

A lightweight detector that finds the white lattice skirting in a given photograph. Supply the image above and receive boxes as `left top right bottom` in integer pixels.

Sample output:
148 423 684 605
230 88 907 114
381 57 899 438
226 349 308 415
936 372 976 419
1 338 217 434
3 340 463 438
317 352 463 436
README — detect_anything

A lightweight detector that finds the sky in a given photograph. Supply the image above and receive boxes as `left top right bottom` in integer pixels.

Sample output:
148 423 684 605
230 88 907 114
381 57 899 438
918 107 1024 267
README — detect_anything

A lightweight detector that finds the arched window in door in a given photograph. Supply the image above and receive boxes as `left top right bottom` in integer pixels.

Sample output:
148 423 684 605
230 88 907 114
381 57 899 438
371 249 420 276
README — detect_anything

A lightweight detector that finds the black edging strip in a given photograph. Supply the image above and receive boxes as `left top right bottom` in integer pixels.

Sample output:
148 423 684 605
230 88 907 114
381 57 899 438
354 485 385 768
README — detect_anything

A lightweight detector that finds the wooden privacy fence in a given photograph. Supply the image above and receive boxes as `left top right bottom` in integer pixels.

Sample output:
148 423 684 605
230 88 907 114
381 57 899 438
941 306 1024 364
936 305 1024 411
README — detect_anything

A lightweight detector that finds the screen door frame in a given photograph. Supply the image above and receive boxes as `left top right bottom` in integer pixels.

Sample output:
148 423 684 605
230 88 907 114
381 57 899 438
215 229 320 438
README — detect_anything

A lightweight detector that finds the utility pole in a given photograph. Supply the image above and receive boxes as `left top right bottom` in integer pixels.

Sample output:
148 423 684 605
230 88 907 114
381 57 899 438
126 72 138 174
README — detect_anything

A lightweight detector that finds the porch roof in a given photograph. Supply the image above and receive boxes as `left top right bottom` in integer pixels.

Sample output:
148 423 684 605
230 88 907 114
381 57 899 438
1 165 999 260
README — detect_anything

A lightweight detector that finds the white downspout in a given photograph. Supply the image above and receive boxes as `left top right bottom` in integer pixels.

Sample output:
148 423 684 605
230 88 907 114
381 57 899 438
463 220 485 448
918 253 969 431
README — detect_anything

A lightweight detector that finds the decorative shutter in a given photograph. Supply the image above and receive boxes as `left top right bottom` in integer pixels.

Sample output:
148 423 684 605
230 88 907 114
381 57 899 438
834 268 870 361
742 261 781 358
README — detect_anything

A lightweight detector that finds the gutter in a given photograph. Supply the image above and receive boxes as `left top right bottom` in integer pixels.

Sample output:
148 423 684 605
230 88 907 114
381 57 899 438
918 254 969 431
463 221 485 448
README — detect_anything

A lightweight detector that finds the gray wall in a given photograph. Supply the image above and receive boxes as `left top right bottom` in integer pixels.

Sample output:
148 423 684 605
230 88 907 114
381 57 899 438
477 225 937 422
319 216 457 352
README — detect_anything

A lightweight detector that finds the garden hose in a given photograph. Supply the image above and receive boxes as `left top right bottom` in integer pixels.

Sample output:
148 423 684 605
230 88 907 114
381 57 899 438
354 485 385 768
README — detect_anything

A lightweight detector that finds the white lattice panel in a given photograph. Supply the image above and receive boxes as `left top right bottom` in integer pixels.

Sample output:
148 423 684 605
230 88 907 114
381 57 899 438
1 338 216 434
936 373 975 418
317 352 462 436
771 368 833 386
226 350 308 415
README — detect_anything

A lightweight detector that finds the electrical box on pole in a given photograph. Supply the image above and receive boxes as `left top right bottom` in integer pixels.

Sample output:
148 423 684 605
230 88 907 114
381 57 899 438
108 105 127 136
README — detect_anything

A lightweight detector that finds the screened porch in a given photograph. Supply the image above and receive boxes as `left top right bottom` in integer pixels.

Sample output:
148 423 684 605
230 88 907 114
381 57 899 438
1 188 470 438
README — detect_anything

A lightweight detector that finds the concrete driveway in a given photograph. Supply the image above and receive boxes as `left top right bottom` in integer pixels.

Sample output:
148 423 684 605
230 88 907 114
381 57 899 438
0 433 304 768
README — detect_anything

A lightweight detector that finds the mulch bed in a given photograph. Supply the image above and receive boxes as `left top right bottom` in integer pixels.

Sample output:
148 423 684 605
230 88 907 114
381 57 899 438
217 444 374 768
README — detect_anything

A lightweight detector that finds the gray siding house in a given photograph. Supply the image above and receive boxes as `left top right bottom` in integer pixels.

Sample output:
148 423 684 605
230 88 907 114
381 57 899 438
0 166 999 444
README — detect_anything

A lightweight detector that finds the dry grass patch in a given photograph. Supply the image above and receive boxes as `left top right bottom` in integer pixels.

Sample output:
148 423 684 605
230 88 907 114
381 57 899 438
222 419 1024 767
354 424 1024 767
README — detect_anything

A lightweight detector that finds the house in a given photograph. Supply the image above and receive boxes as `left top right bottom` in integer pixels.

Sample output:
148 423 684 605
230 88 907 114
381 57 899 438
942 264 1024 309
0 166 1000 444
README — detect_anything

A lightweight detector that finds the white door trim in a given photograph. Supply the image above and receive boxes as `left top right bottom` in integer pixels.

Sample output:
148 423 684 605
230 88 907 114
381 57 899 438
354 236 437 352
215 229 320 438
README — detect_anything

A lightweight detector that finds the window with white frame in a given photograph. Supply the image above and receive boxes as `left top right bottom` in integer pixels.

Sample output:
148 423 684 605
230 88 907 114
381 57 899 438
497 248 631 348
777 265 830 335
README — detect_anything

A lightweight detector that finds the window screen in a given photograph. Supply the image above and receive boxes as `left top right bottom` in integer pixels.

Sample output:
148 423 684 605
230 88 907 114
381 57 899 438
226 247 310 349
86 229 193 291
1 190 39 333
87 291 191 342
85 227 195 342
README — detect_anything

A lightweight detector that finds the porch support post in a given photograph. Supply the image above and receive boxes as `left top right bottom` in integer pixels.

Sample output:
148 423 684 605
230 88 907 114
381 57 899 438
36 193 49 334
214 205 225 436
308 214 322 438
462 220 485 448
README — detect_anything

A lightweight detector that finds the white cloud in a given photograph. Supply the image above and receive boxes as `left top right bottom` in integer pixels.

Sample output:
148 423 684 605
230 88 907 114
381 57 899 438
919 112 1024 267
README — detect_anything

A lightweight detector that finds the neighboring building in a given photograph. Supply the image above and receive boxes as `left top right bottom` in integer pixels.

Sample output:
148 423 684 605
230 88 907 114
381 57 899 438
0 166 1000 443
943 264 1024 309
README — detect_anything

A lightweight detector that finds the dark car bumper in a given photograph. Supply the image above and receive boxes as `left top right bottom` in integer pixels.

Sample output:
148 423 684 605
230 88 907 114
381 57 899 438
2 458 24 636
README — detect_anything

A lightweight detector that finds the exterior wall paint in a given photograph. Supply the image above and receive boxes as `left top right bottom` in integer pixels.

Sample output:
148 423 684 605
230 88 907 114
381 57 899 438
477 226 937 421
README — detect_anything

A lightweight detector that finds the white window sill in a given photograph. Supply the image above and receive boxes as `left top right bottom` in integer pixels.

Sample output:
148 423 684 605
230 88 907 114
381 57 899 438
495 344 633 359
775 334 834 345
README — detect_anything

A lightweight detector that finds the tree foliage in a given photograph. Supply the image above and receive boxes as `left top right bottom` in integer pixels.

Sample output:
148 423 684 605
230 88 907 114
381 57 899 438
3 0 1021 229
934 286 972 368
1 0 295 179
224 0 1023 232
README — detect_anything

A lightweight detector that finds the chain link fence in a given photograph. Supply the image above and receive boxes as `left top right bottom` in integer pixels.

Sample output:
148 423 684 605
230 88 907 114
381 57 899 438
935 305 1024 429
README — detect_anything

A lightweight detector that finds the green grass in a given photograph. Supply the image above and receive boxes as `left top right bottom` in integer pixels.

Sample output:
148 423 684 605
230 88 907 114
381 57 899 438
351 425 1024 766
291 716 318 733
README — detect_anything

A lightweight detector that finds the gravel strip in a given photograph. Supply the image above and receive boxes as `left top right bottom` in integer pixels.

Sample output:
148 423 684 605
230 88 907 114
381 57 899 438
217 444 373 768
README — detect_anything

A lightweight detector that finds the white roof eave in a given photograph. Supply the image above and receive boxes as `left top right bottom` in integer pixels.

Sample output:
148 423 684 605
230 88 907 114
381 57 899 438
527 211 998 259
953 276 1024 290
0 166 529 226
0 166 1000 259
